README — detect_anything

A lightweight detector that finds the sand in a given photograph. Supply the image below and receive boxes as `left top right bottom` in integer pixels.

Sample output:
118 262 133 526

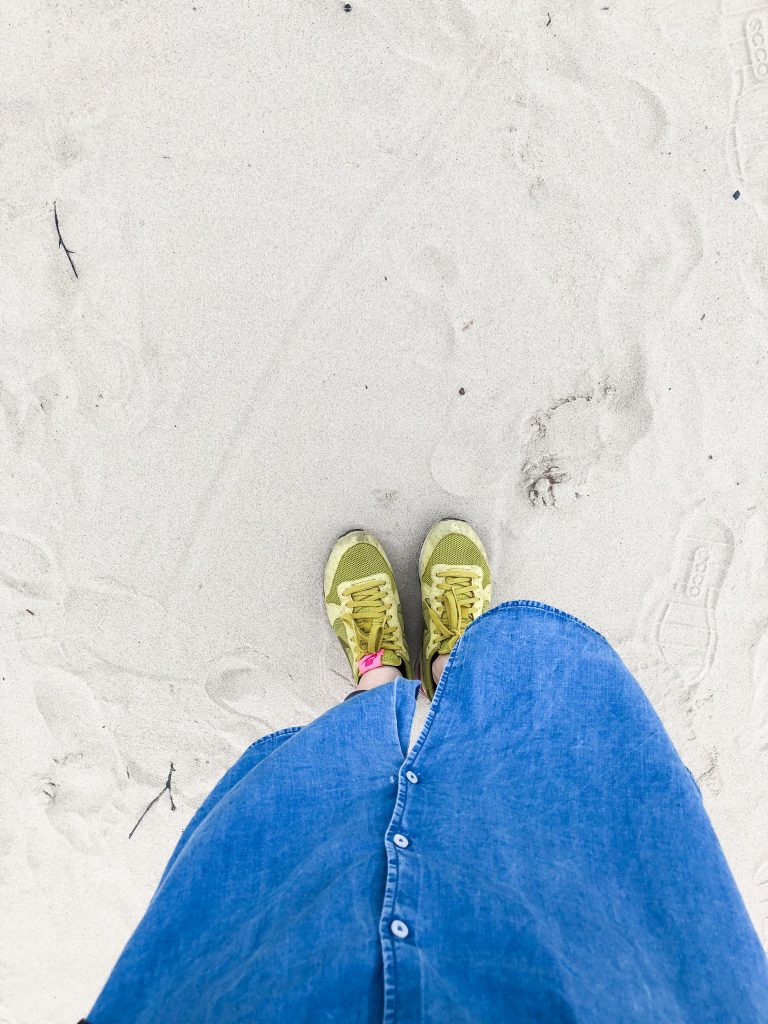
2 0 768 1019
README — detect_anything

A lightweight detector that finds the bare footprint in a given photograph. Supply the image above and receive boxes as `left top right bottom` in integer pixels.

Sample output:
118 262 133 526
522 458 573 508
33 666 126 852
388 236 471 367
205 648 313 730
519 346 652 509
60 582 197 680
548 14 668 160
522 389 601 509
0 530 58 601
597 199 703 338
591 77 668 156
431 344 652 506
429 374 509 497
654 512 734 691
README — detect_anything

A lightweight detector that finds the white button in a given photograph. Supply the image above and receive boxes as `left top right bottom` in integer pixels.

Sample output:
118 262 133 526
405 770 419 784
390 919 409 938
393 833 409 848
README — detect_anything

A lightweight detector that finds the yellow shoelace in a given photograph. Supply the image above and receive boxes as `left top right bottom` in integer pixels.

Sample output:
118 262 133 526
341 579 402 658
427 569 479 650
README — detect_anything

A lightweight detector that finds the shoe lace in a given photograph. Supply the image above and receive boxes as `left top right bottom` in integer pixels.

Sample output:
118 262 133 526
341 579 402 657
427 569 480 650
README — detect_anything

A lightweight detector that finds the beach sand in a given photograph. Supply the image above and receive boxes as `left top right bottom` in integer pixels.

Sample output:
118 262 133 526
2 0 768 1019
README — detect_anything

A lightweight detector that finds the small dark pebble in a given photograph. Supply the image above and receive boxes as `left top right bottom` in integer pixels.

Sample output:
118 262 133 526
343 2 351 9
733 190 740 199
459 387 466 396
708 455 713 460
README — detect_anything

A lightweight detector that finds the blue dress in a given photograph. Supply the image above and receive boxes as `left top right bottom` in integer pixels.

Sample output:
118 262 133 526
86 601 768 1022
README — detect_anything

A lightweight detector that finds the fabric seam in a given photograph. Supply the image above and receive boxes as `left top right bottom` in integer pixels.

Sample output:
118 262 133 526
241 725 304 757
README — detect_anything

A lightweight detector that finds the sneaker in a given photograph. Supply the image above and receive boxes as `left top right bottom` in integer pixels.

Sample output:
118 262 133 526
419 519 492 698
324 530 413 685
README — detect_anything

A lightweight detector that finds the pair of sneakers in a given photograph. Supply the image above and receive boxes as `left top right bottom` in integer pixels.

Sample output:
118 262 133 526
324 519 492 699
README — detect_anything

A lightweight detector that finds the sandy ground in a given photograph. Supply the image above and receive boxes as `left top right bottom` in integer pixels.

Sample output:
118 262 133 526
2 0 768 1020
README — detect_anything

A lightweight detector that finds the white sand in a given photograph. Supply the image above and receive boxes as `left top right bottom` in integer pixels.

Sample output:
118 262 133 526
2 0 768 1019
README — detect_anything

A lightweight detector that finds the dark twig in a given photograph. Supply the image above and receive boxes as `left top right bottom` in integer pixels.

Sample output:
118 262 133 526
129 763 177 839
53 200 78 279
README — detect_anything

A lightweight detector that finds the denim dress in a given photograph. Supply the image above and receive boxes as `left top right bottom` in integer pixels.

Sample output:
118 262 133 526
86 601 768 1023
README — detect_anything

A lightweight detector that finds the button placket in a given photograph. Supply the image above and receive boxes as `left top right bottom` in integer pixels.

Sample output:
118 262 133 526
380 756 424 1022
381 678 426 1022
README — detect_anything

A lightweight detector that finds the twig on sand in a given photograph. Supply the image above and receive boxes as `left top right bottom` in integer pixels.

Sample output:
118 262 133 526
129 763 177 839
53 200 79 279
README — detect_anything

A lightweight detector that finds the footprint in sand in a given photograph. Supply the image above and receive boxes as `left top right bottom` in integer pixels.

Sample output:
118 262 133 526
597 199 703 338
205 648 313 730
722 1 768 215
739 624 768 763
653 512 734 691
720 2 768 316
520 346 652 509
430 347 652 505
60 583 198 680
0 531 59 601
33 666 125 852
521 390 602 509
555 11 668 160
591 76 668 157
428 369 511 497
387 237 472 367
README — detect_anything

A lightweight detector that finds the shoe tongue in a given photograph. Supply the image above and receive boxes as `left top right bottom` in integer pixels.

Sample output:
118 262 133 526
437 634 458 656
357 612 401 668
380 649 402 668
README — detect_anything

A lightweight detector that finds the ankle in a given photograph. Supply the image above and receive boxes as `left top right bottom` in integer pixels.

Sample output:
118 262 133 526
356 665 402 691
432 654 449 686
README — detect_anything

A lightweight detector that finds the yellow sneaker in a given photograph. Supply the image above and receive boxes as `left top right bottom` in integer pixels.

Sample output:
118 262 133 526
324 530 413 685
419 519 492 698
